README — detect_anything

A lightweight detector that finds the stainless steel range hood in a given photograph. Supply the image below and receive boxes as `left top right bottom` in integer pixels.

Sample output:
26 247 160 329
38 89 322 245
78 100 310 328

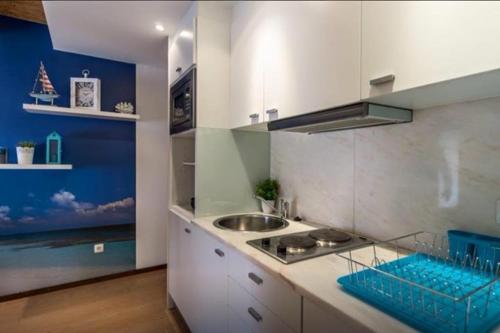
267 102 412 133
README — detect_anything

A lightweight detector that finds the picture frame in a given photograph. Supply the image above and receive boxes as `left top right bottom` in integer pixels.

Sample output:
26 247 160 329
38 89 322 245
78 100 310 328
70 70 101 111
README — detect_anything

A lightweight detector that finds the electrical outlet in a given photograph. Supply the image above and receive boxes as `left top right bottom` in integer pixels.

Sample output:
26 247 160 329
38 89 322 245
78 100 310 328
497 200 500 225
94 243 104 254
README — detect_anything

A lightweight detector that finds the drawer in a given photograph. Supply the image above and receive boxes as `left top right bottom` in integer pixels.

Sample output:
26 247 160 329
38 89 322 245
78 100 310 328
227 305 252 333
228 249 301 332
228 277 295 333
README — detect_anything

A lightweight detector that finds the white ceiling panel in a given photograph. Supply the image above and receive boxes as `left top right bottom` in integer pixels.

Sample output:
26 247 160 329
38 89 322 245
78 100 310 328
43 1 192 67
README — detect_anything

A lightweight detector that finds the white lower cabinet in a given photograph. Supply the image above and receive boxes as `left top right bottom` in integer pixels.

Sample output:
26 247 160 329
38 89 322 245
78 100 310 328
192 228 228 333
303 297 370 333
167 211 198 329
168 211 227 333
227 305 253 333
168 212 301 333
227 248 301 332
227 277 294 333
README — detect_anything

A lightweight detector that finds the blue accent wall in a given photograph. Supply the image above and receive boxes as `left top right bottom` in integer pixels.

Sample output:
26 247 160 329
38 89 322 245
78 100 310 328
0 16 136 295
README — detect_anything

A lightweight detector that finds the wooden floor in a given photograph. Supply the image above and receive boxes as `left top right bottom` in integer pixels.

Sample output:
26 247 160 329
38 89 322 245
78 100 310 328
0 269 190 333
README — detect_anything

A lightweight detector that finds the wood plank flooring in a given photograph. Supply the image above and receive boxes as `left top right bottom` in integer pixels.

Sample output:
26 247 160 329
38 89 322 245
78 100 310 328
0 269 190 333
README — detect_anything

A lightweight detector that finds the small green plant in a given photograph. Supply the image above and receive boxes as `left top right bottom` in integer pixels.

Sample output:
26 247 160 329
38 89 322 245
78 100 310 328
255 178 279 201
17 141 35 148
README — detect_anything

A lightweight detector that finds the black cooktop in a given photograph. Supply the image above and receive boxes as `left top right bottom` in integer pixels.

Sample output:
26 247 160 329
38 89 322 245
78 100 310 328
247 228 372 264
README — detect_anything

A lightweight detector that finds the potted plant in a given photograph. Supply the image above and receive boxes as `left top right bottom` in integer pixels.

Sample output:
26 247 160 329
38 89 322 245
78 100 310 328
16 141 35 165
255 178 279 214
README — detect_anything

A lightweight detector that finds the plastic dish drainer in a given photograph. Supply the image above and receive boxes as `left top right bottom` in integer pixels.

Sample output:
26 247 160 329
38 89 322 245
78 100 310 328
337 231 500 333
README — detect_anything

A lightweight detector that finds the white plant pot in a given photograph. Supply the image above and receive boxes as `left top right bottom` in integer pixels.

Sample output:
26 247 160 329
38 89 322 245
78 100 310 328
16 147 34 165
260 200 275 214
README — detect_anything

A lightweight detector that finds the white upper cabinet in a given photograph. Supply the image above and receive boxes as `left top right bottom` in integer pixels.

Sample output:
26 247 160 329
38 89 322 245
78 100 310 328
263 1 361 121
169 2 231 129
230 1 361 127
362 1 500 99
230 1 265 129
169 5 196 85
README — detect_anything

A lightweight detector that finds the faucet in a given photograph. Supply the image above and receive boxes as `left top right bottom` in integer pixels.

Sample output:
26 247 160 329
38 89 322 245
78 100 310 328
255 196 290 219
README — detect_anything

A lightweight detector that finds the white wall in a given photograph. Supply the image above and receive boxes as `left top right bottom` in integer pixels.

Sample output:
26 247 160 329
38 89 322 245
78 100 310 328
271 96 500 240
136 63 169 269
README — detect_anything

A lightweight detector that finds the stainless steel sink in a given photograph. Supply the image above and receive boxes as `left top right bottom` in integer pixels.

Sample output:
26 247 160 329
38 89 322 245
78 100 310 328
213 214 289 232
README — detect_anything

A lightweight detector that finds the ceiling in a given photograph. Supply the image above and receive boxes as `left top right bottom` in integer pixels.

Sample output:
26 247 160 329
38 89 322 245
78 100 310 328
43 1 193 67
0 1 46 24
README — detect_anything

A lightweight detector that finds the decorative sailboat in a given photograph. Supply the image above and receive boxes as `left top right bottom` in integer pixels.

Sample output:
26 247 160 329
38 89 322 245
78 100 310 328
29 62 60 105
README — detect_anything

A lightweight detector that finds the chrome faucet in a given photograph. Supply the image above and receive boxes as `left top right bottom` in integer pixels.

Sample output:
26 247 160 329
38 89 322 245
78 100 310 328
255 196 290 219
278 198 290 219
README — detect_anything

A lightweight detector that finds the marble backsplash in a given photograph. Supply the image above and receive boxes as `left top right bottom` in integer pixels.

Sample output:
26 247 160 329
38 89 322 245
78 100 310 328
271 96 500 240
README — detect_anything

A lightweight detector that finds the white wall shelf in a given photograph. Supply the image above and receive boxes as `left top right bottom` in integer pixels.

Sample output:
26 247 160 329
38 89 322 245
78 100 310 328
0 164 73 170
23 104 140 122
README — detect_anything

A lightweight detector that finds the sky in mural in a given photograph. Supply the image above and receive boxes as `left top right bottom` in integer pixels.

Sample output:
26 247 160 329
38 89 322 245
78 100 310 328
0 188 135 235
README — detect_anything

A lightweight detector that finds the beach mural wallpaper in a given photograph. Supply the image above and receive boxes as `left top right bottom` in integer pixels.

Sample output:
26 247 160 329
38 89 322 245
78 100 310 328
0 16 136 296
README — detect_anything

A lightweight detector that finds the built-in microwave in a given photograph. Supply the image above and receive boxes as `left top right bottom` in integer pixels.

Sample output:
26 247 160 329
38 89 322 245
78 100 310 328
170 66 196 135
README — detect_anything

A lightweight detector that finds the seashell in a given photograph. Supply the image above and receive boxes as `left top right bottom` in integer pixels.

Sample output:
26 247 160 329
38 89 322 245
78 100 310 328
115 102 135 114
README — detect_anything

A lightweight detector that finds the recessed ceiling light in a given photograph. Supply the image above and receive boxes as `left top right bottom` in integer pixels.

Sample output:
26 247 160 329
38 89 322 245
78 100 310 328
155 24 165 32
180 30 193 39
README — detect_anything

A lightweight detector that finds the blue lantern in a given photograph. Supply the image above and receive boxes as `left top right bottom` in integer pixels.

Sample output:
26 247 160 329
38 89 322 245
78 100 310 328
46 132 62 164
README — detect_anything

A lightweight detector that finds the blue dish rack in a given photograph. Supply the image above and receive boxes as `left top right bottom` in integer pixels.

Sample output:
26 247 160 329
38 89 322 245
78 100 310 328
337 231 500 333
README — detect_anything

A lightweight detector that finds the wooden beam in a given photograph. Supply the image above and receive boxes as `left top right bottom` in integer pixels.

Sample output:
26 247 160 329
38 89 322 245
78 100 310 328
0 0 46 24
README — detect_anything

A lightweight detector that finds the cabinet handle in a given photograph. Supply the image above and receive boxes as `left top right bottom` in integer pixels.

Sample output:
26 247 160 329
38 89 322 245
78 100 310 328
184 228 191 234
214 249 225 257
248 307 263 322
249 113 259 119
176 67 182 74
265 108 278 114
248 272 263 285
369 74 395 86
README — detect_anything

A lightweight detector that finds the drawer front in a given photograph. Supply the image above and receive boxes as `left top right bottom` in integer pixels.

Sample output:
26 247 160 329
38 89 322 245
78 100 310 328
227 305 253 333
228 249 301 331
228 277 294 333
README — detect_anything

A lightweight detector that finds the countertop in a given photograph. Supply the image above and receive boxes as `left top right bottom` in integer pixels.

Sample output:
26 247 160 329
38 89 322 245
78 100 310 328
185 211 417 333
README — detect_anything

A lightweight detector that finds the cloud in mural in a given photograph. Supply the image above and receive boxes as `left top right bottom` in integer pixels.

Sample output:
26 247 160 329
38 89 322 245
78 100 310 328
0 206 11 222
23 206 34 213
51 190 134 217
0 206 14 229
18 216 35 224
78 197 135 216
51 190 94 213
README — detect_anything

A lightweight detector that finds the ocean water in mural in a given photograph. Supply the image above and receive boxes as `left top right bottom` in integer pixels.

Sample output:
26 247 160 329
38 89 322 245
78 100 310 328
0 225 135 295
0 15 136 296
0 171 136 296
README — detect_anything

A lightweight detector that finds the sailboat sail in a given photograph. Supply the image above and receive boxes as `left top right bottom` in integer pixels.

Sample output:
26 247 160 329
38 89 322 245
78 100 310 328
29 61 59 105
39 64 55 94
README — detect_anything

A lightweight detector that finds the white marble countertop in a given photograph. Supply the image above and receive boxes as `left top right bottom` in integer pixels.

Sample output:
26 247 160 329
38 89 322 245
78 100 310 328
186 212 417 333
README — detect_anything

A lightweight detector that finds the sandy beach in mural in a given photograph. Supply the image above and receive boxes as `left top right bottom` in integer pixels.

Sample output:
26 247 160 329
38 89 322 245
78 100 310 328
0 225 135 296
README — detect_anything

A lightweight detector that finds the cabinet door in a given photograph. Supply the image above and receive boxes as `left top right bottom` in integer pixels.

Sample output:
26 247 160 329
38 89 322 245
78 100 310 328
362 1 500 98
191 230 228 333
169 6 196 84
303 298 369 333
264 1 361 121
167 211 180 307
230 1 265 128
167 212 198 331
227 306 252 333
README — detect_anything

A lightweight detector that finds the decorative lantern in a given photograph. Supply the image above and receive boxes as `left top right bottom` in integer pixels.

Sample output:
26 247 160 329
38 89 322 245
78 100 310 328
46 132 62 164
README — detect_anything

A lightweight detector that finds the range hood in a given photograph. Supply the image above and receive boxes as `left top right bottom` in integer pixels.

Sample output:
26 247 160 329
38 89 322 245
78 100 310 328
267 102 412 133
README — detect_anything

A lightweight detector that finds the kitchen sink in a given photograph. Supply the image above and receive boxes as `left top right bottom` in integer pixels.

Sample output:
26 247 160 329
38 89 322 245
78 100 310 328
213 214 289 232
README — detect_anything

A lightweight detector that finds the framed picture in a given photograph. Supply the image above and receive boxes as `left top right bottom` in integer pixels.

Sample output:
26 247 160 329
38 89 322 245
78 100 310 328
70 70 100 111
